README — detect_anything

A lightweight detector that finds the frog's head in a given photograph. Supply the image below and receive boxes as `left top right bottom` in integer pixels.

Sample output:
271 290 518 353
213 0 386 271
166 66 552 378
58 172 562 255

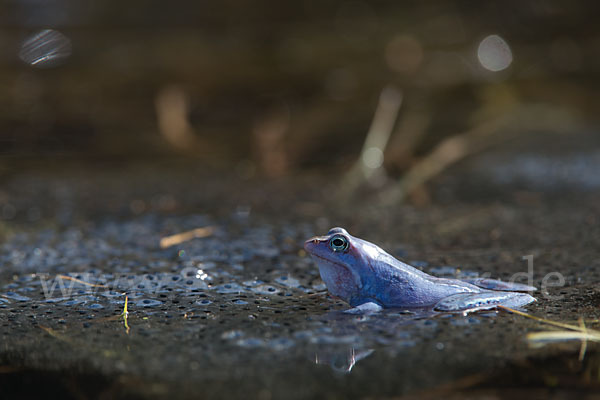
304 227 377 303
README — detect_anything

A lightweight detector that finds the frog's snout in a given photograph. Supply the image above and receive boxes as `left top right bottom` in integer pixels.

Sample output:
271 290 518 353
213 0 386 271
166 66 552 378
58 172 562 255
304 237 320 252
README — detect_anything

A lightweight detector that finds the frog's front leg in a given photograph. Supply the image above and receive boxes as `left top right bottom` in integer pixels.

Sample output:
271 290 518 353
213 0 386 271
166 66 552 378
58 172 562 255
343 301 383 314
434 291 536 313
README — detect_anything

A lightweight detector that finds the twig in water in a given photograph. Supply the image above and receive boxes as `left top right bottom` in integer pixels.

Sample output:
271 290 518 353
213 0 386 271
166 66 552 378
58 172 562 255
498 305 589 331
499 306 600 361
121 295 130 335
160 226 214 248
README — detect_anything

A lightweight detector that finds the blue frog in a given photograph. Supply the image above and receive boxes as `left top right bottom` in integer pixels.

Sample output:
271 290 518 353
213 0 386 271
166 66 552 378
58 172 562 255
304 228 536 314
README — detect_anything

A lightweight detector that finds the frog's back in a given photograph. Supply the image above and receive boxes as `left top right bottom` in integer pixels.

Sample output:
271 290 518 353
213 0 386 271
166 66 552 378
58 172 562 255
361 249 480 308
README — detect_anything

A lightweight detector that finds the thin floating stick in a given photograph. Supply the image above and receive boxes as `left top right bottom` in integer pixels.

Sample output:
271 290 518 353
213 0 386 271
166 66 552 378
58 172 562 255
526 330 600 363
498 305 588 331
160 226 214 249
499 305 600 360
121 295 130 335
526 331 600 343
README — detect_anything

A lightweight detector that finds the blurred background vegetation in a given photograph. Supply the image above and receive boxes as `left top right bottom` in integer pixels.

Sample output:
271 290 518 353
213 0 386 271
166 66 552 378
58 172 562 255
0 0 599 201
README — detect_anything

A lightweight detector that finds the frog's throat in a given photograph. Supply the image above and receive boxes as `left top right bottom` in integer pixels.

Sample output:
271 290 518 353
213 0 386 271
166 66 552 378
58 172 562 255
310 253 362 289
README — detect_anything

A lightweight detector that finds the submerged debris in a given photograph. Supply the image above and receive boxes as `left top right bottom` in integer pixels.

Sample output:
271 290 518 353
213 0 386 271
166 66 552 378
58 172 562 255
160 226 214 248
501 306 599 361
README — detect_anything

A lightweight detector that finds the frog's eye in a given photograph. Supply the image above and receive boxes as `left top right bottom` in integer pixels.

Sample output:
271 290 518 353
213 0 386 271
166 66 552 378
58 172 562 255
329 235 349 252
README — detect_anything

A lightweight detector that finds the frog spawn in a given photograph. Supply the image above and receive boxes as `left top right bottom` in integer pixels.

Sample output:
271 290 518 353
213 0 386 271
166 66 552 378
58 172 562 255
1 259 465 368
0 222 341 349
0 221 532 382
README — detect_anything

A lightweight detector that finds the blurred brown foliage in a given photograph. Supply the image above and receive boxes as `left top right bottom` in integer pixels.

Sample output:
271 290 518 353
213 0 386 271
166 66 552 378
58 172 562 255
0 0 598 181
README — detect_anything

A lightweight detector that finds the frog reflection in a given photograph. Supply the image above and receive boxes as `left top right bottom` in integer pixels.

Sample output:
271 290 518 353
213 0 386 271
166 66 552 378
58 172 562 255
314 347 374 373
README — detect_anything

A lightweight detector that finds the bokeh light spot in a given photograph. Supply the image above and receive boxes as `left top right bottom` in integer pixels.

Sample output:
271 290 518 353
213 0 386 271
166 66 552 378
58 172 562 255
19 29 72 68
477 34 512 72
